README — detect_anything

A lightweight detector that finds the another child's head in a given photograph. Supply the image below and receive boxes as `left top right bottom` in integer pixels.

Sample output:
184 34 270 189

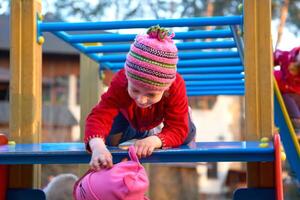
43 173 78 200
125 25 178 108
289 50 300 76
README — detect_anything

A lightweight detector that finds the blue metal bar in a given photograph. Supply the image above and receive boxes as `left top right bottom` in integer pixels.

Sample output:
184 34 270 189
98 54 127 62
67 29 233 43
185 80 244 86
187 90 244 96
97 51 240 62
175 29 235 40
173 58 243 67
164 40 237 50
70 33 135 43
99 62 115 70
177 51 240 60
183 74 244 81
53 31 100 62
85 41 236 53
86 43 135 53
178 66 244 74
274 91 300 182
105 66 245 74
39 16 243 32
186 85 244 91
230 25 244 65
101 58 242 71
53 31 72 42
0 141 274 164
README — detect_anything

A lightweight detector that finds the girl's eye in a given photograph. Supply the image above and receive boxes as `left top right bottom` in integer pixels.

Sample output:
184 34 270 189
132 89 139 93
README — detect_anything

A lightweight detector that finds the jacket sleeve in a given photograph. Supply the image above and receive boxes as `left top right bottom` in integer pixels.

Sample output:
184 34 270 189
84 71 127 150
156 75 189 148
274 49 287 66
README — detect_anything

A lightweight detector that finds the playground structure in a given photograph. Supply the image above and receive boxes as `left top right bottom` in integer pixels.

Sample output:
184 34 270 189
2 0 300 199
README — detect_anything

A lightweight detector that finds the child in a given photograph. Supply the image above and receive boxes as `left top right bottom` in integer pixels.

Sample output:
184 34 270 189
85 25 196 170
274 46 300 130
43 173 78 200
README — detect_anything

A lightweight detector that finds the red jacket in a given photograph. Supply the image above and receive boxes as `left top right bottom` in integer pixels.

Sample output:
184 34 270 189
274 47 300 95
84 69 189 148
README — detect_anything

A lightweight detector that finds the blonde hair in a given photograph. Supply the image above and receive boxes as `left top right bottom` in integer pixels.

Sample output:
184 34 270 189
43 173 78 200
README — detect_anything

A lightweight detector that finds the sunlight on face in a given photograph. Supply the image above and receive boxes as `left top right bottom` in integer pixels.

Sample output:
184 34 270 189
288 62 300 76
127 81 164 108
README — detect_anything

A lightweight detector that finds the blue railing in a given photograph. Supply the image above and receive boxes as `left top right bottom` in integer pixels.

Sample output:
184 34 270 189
37 15 245 96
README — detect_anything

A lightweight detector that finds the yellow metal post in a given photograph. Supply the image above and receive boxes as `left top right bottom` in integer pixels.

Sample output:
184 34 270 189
79 54 103 138
244 0 274 187
79 53 103 175
10 0 42 188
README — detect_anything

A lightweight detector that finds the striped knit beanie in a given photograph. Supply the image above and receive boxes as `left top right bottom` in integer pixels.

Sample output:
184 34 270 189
125 25 178 91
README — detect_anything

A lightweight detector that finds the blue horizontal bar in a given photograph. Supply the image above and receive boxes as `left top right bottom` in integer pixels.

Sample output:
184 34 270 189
39 16 243 32
178 51 240 60
0 141 273 164
106 66 245 74
186 85 244 91
178 58 242 67
183 74 244 81
187 90 245 96
101 58 242 71
97 51 240 62
185 80 244 86
178 66 244 74
53 31 99 62
85 41 236 53
177 29 233 39
98 54 127 62
67 29 233 43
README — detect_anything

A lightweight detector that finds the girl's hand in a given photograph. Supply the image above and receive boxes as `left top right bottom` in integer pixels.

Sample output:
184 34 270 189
134 135 162 158
89 138 113 170
90 147 113 170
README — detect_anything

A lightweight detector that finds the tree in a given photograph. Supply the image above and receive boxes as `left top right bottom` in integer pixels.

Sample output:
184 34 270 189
48 0 299 34
275 0 289 49
53 0 141 21
2 0 299 34
0 0 9 15
43 0 243 21
285 0 300 35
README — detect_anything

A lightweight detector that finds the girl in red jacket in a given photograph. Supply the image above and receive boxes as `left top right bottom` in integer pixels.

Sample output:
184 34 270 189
85 26 196 170
274 46 300 130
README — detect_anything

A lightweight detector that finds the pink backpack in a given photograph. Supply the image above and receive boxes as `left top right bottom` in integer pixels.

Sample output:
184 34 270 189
74 146 149 200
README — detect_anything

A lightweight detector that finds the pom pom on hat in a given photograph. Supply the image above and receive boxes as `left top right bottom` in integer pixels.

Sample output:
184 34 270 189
125 25 178 91
146 25 174 41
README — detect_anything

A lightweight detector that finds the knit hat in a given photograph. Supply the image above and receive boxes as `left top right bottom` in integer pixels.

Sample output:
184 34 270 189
125 25 178 91
74 146 149 200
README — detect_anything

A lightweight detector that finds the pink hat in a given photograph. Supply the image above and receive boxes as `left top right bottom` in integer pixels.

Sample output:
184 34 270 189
125 25 178 91
74 146 149 200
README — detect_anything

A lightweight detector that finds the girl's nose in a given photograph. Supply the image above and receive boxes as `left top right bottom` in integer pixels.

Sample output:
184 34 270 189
137 95 148 104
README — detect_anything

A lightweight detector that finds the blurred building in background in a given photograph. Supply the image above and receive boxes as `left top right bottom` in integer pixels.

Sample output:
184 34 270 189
0 14 80 142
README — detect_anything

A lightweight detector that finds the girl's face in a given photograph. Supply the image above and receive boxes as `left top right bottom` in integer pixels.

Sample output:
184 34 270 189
127 81 164 108
288 62 300 76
